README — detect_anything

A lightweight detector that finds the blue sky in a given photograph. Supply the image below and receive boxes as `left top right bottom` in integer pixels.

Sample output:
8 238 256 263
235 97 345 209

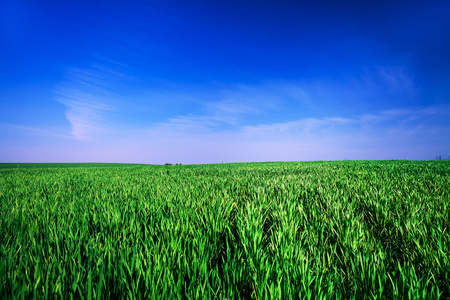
1 0 449 164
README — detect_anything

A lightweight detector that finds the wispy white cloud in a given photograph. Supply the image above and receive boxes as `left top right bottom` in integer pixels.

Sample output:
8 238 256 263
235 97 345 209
54 62 127 140
55 88 113 140
242 105 449 136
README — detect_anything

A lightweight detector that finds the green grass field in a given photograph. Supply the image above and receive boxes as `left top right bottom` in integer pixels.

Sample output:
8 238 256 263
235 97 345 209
0 161 449 299
0 163 148 169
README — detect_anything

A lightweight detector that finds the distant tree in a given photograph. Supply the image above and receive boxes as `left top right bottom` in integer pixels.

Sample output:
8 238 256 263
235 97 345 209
165 163 172 165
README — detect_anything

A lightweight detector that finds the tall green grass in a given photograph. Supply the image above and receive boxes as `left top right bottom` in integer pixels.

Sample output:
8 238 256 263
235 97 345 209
0 161 449 299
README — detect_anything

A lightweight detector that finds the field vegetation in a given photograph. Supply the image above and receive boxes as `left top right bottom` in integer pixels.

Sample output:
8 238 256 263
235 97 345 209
0 161 449 299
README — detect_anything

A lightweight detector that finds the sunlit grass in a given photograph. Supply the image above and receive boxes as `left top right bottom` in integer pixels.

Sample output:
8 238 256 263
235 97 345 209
1 161 449 299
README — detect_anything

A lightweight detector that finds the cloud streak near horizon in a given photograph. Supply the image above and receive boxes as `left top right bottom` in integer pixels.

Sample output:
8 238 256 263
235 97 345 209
1 103 448 164
147 104 449 141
